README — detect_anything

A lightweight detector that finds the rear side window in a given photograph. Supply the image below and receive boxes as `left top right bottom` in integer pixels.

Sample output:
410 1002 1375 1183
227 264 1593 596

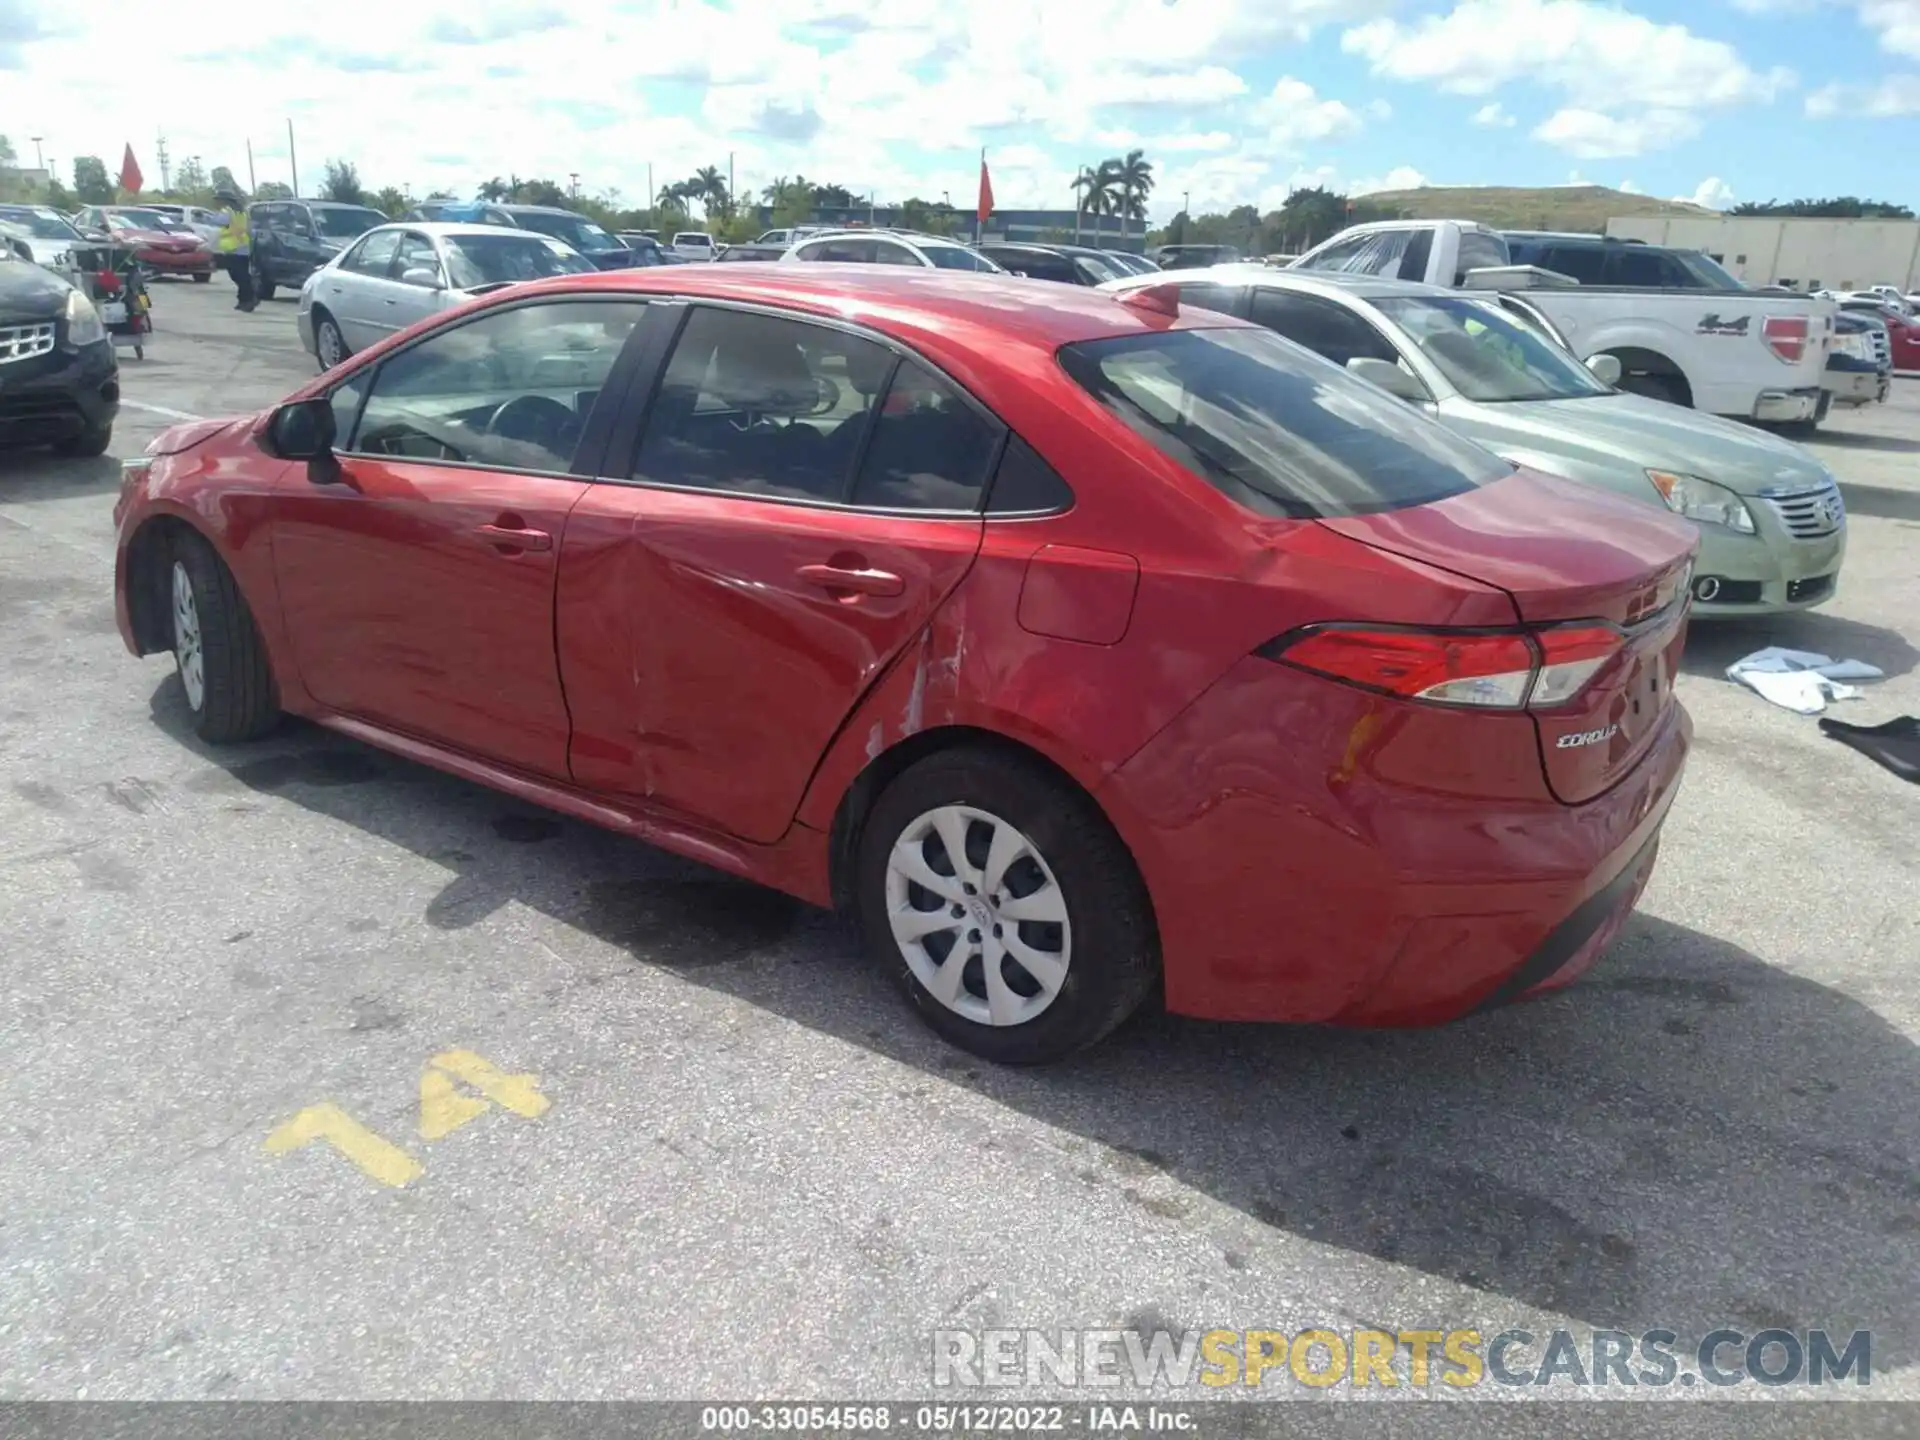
987 435 1074 514
1248 290 1398 366
1174 283 1245 317
1058 327 1508 520
1539 245 1606 283
1453 230 1509 283
849 360 1002 511
1606 247 1684 287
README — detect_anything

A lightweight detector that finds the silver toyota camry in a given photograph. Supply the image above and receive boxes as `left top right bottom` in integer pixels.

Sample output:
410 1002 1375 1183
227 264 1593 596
1101 266 1847 617
297 222 597 371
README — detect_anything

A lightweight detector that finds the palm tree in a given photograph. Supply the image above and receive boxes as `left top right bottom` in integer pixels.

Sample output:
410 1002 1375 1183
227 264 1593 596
1114 149 1154 242
1073 162 1120 242
691 165 729 222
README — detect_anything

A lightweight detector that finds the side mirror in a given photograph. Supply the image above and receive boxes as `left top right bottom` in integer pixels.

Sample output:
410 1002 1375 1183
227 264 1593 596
400 266 443 289
261 397 336 460
1586 353 1623 386
1347 356 1425 402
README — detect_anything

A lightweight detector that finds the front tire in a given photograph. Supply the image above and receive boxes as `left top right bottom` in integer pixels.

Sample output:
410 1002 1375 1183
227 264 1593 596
169 533 281 744
54 421 113 458
856 749 1158 1064
192 272 212 284
252 262 276 302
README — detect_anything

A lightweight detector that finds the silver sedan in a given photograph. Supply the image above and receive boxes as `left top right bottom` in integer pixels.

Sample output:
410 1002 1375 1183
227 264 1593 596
297 222 597 369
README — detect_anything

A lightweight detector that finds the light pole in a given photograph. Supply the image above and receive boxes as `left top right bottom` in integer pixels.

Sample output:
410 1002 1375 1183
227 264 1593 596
569 172 580 199
30 137 44 171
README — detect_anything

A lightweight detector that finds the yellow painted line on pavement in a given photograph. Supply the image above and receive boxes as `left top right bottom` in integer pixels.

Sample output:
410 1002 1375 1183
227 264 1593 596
418 1067 491 1141
425 1049 552 1123
264 1102 423 1188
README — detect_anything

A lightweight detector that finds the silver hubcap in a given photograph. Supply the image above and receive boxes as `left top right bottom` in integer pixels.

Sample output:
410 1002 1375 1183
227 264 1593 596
171 561 205 711
885 805 1071 1027
318 322 342 367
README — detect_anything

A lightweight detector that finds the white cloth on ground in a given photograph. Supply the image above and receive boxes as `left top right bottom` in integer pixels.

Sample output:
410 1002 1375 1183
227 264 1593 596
1725 647 1885 715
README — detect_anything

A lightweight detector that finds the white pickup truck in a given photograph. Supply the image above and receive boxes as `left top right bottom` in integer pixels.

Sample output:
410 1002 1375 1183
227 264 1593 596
1291 219 1836 428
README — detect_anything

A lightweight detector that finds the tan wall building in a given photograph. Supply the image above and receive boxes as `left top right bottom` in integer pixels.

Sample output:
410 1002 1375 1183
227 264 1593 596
1604 215 1920 292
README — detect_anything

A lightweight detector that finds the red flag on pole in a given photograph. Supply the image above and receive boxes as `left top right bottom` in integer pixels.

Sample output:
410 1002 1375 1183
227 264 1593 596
976 149 994 224
119 145 144 195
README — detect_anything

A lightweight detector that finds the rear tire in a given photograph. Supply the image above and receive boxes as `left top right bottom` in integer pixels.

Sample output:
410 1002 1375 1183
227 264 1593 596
856 748 1158 1064
253 262 276 302
315 313 348 370
168 532 281 744
192 272 212 283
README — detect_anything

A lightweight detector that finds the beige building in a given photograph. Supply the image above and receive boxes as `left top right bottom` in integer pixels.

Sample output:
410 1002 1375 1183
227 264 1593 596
1604 214 1920 293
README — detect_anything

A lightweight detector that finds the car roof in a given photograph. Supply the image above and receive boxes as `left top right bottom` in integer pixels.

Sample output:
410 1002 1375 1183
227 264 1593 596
499 203 591 216
506 266 1244 355
364 222 551 240
1105 263 1452 303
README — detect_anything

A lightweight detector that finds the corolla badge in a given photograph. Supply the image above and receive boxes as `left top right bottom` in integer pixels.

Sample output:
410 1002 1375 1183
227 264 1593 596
1556 725 1620 749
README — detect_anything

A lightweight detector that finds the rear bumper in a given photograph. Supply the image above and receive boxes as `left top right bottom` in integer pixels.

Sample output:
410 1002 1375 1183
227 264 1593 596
1823 365 1889 406
1751 386 1825 423
1098 660 1692 1026
138 249 215 274
0 340 119 447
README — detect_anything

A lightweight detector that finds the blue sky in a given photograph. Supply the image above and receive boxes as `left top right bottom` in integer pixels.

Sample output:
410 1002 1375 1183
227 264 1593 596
3 0 1917 218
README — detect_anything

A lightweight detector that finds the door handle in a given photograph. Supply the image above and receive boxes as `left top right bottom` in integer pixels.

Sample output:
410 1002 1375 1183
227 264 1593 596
384 299 398 306
797 563 904 597
476 523 552 553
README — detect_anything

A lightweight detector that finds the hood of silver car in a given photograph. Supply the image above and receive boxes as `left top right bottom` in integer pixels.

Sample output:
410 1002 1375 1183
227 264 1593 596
1437 391 1831 495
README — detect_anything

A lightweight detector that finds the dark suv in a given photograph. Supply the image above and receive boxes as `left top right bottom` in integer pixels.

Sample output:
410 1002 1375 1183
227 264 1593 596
249 200 391 298
1501 232 1743 289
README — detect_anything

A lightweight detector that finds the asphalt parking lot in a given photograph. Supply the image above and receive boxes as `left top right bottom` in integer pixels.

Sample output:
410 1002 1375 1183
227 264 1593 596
1 277 1917 1415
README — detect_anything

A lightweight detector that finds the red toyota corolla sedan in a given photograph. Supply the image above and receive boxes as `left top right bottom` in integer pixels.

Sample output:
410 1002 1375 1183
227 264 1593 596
114 267 1697 1062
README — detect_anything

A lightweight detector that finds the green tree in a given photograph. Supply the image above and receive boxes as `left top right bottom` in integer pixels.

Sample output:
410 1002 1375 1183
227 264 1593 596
254 180 293 201
1112 149 1154 240
477 175 519 202
321 159 366 205
171 156 210 204
1730 196 1914 219
0 135 15 164
1073 161 1119 241
72 155 114 204
689 165 729 221
812 182 856 208
372 185 410 217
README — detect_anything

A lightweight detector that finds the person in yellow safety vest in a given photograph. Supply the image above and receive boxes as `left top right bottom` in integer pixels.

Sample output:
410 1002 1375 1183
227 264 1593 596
212 188 256 313
1462 311 1529 377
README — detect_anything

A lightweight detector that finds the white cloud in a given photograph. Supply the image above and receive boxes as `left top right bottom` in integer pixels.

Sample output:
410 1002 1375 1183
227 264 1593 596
1343 0 1794 155
1251 76 1369 150
1533 106 1703 157
1471 101 1516 127
1682 176 1736 209
1619 177 1640 192
1859 0 1920 56
1807 72 1920 115
1350 165 1429 195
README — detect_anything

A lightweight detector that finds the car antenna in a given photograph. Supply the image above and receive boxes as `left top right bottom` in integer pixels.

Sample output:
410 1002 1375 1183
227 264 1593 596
1119 283 1181 317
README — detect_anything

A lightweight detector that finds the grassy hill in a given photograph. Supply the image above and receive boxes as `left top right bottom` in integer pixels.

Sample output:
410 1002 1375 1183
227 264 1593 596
1358 185 1717 233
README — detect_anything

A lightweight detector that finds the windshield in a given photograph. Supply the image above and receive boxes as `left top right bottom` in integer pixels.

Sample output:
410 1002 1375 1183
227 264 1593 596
444 233 598 288
513 211 623 252
0 207 81 240
1060 327 1508 519
1675 251 1743 288
107 210 179 232
1376 295 1612 403
921 244 1002 273
1073 255 1122 284
315 207 389 239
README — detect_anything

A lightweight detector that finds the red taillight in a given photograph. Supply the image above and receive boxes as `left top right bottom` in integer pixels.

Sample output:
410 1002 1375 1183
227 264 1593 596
1763 314 1810 363
1263 623 1625 711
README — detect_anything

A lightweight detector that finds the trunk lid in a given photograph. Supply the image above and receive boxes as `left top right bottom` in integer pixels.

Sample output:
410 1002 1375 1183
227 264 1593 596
1319 468 1697 804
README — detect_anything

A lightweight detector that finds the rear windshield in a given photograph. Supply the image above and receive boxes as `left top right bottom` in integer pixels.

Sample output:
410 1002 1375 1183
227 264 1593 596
1058 327 1509 519
315 207 389 239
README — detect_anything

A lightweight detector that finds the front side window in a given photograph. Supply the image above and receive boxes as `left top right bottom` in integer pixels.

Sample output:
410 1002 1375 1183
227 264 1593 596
633 307 887 503
1177 283 1247 318
870 241 922 267
346 300 646 473
1058 326 1508 520
1453 230 1510 282
393 233 442 285
801 239 874 263
1375 295 1611 403
1536 245 1605 284
344 230 401 276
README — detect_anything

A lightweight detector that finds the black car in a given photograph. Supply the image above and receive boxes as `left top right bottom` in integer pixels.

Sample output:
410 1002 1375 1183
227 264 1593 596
1154 243 1241 270
404 201 639 270
0 248 118 456
977 243 1127 285
249 199 391 299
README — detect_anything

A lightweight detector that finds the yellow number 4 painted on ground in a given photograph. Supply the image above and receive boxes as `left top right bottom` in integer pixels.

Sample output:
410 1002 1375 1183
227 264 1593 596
418 1049 551 1140
264 1049 552 1188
